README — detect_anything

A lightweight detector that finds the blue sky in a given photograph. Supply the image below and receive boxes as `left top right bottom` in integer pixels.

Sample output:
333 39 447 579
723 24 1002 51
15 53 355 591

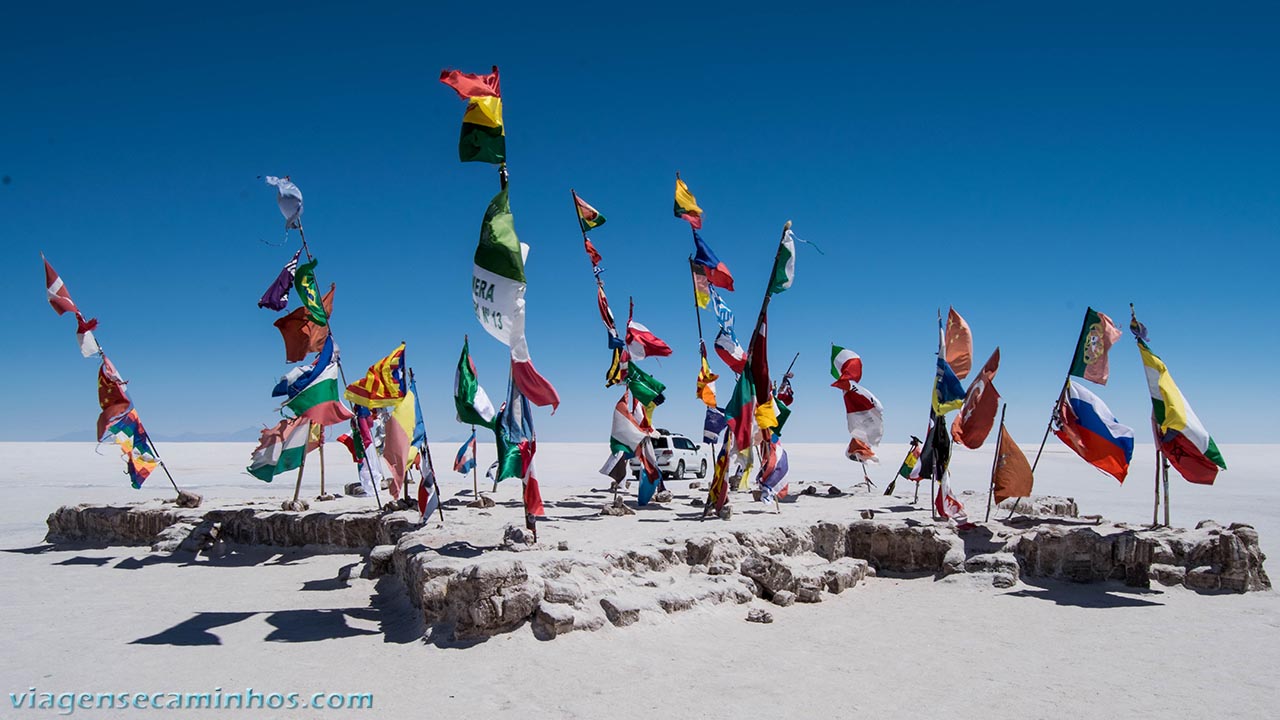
3 1 1277 447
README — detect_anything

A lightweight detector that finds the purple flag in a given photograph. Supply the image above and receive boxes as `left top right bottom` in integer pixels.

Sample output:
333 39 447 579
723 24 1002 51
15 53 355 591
258 250 300 311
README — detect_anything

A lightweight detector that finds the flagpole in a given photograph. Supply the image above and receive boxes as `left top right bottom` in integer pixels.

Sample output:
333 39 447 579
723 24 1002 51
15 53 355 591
318 434 327 497
1031 308 1094 472
471 426 480 498
1162 453 1171 527
1153 446 1162 527
985 405 1007 522
291 439 309 504
929 312 941 520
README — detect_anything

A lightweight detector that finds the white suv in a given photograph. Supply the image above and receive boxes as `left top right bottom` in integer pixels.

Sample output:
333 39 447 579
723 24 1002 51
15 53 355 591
631 430 712 479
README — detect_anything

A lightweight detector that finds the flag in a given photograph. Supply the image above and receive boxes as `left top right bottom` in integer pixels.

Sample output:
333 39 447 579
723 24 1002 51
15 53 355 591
706 439 732 513
714 329 747 375
454 338 497 428
345 343 407 408
494 380 544 521
472 189 559 408
1134 334 1227 484
690 261 711 308
410 376 428 449
606 346 629 387
625 364 666 407
919 413 952 482
635 437 661 506
418 469 440 520
293 258 329 326
992 423 1034 504
944 307 973 380
439 66 501 99
1069 307 1122 385
626 300 673 360
757 437 790 503
574 193 606 233
96 356 131 441
830 345 863 389
725 366 757 451
103 409 159 489
767 229 798 295
338 428 384 498
692 231 734 290
279 336 356 426
951 347 1001 449
458 95 505 164
696 353 719 407
274 284 334 363
843 383 885 446
597 283 623 349
897 438 923 480
703 406 727 444
755 398 779 433
846 435 877 464
381 388 418 499
674 177 703 229
247 416 312 483
748 307 771 405
776 375 794 406
1054 379 1134 483
42 255 81 316
264 176 303 229
932 357 966 416
454 431 477 474
584 237 603 267
610 391 655 453
934 473 971 527
258 249 300 311
76 313 100 358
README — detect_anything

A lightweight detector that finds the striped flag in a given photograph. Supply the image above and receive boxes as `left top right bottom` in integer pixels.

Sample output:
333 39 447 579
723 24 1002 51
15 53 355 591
1133 323 1226 484
345 343 407 408
830 345 863 389
626 299 672 360
454 431 477 474
42 255 81 316
247 416 312 483
674 177 703 229
1054 379 1134 483
277 336 355 426
692 231 734 290
574 193 606 233
105 409 159 489
454 338 496 428
696 353 719 407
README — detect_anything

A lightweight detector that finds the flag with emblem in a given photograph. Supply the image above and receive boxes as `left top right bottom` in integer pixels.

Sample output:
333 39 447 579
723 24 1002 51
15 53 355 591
292 258 329 326
1069 307 1122 385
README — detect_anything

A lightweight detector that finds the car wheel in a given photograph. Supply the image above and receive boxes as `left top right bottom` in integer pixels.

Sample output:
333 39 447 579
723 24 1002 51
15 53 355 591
698 459 708 478
676 460 685 480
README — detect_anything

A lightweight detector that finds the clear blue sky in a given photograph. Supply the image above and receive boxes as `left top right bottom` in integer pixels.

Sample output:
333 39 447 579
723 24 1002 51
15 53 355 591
3 1 1276 447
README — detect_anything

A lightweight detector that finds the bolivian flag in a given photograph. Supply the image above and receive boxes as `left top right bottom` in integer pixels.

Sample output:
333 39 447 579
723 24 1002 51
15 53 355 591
460 96 505 164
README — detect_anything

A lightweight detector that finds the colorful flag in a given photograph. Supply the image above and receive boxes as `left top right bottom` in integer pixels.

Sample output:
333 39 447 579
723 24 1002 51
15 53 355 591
454 431 477 474
626 363 667 407
263 176 303 229
714 329 747 375
1134 330 1226 484
42 255 81 316
767 229 798 295
626 300 673 360
458 95 505 164
597 283 623 349
692 231 733 290
274 284 334 363
96 356 131 441
606 346 629 388
674 177 703 229
951 347 1001 449
247 416 312 483
381 387 418 499
635 436 662 506
897 438 923 480
439 66 501 99
748 308 771 405
756 436 790 503
755 397 779 433
703 406 727 444
942 307 973 381
418 470 440 520
103 409 159 489
574 193 606 233
1069 307 1122 385
830 345 863 389
494 380 545 521
279 336 356 426
1054 379 1134 483
706 439 732 513
843 383 885 446
690 261 711 308
696 353 719 407
292 258 329 326
454 338 497 428
992 423 1034 504
345 343 407 408
776 375 794 406
75 313 100 358
934 473 971 527
725 365 757 451
258 249 300 311
932 357 966 416
610 391 654 454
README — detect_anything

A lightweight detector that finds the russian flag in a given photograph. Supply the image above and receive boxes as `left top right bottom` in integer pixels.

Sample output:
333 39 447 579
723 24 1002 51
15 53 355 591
1055 380 1135 483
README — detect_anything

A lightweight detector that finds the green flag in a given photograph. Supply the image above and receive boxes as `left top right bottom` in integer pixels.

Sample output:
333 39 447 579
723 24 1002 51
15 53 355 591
767 230 796 296
293 258 329 326
626 364 666 407
454 338 497 429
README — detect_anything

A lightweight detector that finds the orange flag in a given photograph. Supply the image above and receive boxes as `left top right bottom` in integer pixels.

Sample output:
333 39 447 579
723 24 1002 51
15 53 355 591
951 347 1001 449
992 423 1034 504
274 284 335 363
945 307 973 380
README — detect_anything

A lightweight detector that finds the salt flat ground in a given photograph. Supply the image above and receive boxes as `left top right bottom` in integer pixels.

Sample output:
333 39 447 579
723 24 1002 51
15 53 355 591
0 441 1276 719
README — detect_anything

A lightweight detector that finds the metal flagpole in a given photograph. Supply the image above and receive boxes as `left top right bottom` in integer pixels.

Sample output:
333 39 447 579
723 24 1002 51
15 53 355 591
1162 453 1171 527
1153 446 1162 526
291 438 309 503
985 405 1007 522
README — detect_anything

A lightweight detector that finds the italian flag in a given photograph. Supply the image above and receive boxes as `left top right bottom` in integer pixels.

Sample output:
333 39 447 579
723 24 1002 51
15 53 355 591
830 345 863 389
473 189 559 409
247 417 313 482
610 392 653 454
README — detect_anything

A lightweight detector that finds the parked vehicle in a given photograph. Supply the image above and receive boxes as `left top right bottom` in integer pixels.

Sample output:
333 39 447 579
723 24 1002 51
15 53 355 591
630 430 712 479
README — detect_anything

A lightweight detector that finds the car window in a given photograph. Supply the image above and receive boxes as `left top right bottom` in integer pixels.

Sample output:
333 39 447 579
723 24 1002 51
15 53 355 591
675 438 694 450
652 438 669 449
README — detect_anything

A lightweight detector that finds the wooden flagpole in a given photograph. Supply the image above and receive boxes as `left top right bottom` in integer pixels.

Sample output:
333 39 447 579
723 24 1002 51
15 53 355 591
985 405 1007 522
471 426 479 498
1031 309 1095 472
318 435 327 497
291 440 308 503
1153 446 1163 526
1162 453 1171 527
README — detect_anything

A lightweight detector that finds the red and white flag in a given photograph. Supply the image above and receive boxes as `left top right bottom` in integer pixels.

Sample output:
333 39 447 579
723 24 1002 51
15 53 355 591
935 473 973 528
43 255 81 316
626 300 672 360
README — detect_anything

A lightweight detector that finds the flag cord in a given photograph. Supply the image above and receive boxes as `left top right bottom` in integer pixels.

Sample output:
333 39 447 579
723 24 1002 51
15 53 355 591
985 404 1007 522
